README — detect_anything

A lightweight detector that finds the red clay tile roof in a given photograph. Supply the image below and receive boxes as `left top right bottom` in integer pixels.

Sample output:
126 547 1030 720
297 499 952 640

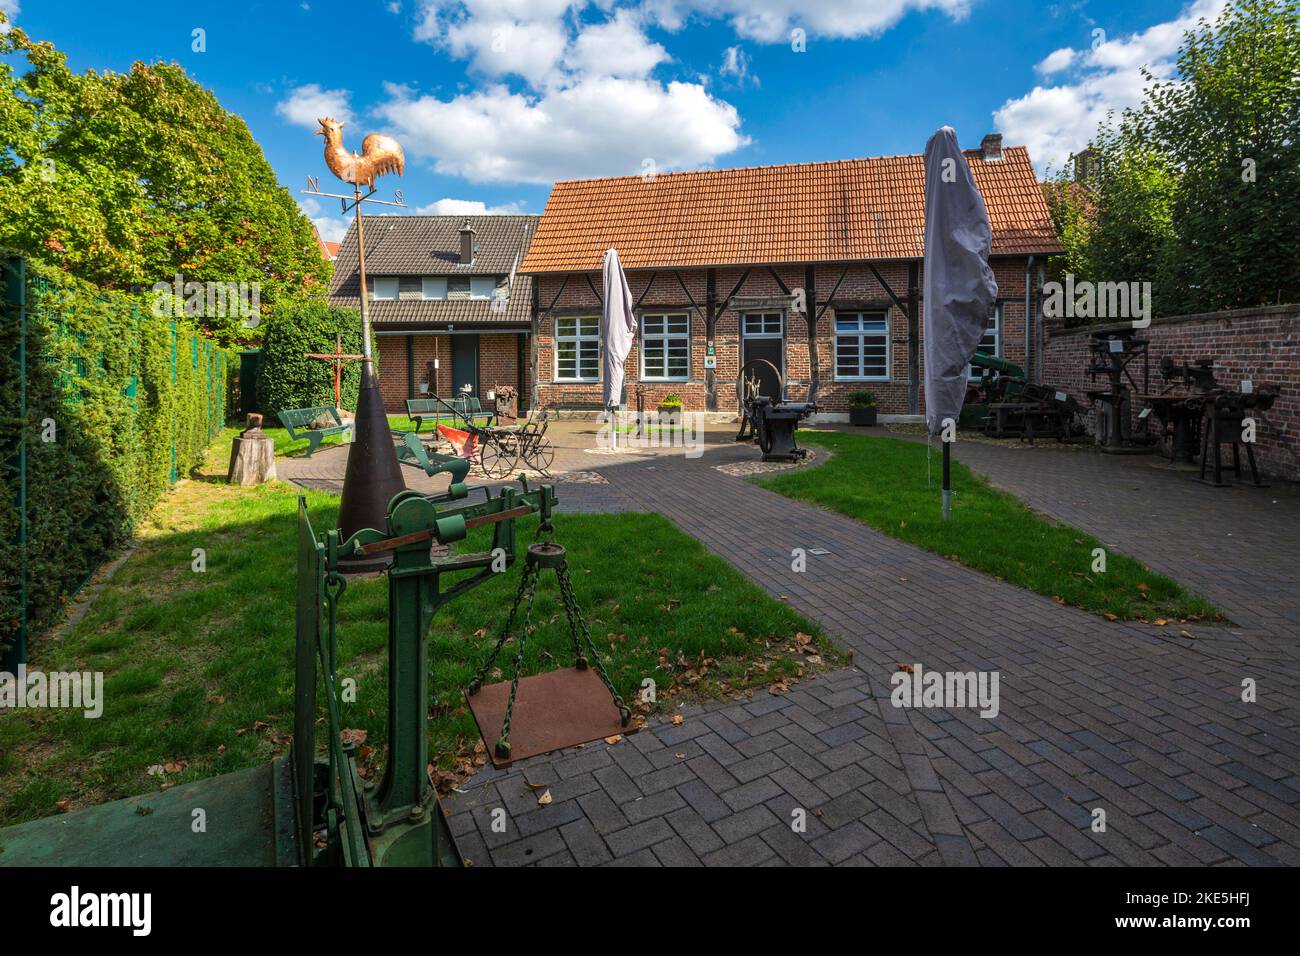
521 146 1061 274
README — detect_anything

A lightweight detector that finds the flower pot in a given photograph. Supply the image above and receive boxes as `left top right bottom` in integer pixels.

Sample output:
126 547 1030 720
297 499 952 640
849 406 877 426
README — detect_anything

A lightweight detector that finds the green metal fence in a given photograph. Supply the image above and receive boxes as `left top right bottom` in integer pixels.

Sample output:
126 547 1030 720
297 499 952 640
0 256 232 670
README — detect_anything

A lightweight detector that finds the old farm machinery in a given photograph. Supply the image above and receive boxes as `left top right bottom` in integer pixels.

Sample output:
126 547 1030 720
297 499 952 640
967 351 1084 442
735 359 818 461
1126 354 1278 487
1086 330 1157 453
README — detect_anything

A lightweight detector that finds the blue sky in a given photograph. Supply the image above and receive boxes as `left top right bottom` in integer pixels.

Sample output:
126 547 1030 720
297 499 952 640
3 0 1223 241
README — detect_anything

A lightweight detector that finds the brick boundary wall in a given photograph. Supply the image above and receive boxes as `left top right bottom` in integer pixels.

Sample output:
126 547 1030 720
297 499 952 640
1041 305 1300 480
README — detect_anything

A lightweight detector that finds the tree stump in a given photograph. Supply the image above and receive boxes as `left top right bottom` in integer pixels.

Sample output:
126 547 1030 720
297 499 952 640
227 414 277 486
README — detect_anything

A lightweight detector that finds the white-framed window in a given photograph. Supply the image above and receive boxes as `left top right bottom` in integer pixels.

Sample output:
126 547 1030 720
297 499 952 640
641 313 690 380
422 277 448 300
742 312 783 337
371 277 399 301
835 312 890 380
555 316 600 381
967 302 1002 381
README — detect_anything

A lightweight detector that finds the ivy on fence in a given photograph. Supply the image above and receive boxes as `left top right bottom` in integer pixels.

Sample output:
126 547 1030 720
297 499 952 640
1 256 232 666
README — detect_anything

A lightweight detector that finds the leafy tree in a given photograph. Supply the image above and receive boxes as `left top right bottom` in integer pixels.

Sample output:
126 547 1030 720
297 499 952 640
1144 0 1300 312
1064 0 1300 316
0 21 331 345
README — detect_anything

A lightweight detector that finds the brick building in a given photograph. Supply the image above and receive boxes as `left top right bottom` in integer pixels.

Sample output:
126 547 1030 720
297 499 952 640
520 135 1061 418
328 215 538 410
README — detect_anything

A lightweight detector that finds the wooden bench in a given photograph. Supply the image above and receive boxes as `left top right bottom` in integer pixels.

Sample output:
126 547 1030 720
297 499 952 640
551 393 607 418
406 396 495 432
277 406 352 458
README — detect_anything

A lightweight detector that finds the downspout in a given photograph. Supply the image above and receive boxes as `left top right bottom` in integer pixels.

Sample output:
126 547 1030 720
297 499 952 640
1036 260 1046 384
1023 255 1035 383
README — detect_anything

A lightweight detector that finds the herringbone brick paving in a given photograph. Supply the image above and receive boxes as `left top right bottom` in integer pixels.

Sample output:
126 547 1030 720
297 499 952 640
284 425 1298 866
439 434 1300 867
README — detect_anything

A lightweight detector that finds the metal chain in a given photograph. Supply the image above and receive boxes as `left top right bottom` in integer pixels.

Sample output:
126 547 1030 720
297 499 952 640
496 562 541 757
469 559 535 692
556 562 630 725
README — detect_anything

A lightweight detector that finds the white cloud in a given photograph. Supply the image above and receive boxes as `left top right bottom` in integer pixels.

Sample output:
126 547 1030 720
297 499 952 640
566 9 670 78
388 3 748 183
276 83 355 128
415 1 574 86
1036 47 1076 74
0 0 18 32
415 197 526 214
994 0 1227 172
642 0 974 42
379 77 748 183
719 45 758 86
298 197 349 244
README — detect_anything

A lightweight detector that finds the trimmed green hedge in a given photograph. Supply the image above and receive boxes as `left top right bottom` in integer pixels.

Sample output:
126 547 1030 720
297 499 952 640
0 256 231 664
256 299 365 419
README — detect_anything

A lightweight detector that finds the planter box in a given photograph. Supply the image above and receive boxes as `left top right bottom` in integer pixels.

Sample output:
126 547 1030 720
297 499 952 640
849 406 878 426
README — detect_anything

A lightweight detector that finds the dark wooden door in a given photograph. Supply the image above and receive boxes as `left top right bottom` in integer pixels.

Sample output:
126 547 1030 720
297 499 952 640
451 336 479 398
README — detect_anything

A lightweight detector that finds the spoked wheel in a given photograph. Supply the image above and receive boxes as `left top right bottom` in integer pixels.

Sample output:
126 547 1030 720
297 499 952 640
524 439 555 476
479 435 518 479
736 358 784 409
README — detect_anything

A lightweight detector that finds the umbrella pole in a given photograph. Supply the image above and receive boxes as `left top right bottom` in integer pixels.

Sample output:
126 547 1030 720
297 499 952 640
941 439 952 521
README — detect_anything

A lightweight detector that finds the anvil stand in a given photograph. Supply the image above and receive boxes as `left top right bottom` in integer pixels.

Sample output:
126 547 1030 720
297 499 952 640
304 181 410 574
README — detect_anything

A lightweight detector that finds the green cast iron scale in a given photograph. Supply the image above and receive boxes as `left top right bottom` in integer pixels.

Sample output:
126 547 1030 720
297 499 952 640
295 476 567 867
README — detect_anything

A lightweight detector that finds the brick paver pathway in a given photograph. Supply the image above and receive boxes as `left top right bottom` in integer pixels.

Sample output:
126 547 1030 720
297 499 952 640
282 426 1300 866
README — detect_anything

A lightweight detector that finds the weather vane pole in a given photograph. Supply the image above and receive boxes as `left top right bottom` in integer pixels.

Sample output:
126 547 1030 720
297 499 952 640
302 117 410 572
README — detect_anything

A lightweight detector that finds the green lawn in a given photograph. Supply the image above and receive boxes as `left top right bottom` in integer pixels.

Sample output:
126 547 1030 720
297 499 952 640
0 433 843 825
217 415 459 459
757 431 1224 624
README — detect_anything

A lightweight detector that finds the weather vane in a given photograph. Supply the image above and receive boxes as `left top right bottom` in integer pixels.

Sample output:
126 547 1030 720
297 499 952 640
302 117 410 573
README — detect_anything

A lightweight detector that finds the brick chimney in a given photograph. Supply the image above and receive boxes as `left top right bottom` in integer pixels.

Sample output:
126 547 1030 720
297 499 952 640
458 220 476 265
980 133 1004 162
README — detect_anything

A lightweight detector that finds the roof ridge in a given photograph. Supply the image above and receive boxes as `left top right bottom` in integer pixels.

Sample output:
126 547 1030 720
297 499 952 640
548 146 1031 186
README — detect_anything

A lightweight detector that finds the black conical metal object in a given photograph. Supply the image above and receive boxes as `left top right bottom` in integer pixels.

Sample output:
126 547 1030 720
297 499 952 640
337 360 406 573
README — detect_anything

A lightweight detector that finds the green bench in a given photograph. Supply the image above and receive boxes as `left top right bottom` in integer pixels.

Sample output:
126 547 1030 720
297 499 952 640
277 406 353 458
551 393 607 418
406 396 495 432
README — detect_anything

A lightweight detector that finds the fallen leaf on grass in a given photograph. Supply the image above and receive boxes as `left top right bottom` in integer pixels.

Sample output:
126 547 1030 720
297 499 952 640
340 728 368 747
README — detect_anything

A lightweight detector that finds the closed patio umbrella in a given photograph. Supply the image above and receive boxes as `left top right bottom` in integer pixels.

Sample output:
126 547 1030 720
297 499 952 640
601 247 637 409
923 126 998 519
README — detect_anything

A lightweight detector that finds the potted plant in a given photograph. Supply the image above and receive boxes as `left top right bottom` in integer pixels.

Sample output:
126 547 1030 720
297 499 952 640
848 390 878 426
657 392 684 418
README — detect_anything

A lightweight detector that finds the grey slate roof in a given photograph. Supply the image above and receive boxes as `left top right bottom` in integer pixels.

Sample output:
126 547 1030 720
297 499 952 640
328 214 539 328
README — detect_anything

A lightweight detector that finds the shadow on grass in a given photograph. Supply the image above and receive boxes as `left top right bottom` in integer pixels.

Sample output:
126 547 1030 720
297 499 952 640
0 472 843 826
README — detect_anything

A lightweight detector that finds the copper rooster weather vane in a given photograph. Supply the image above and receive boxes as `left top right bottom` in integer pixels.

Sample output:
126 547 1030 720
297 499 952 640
302 116 408 361
302 118 410 574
